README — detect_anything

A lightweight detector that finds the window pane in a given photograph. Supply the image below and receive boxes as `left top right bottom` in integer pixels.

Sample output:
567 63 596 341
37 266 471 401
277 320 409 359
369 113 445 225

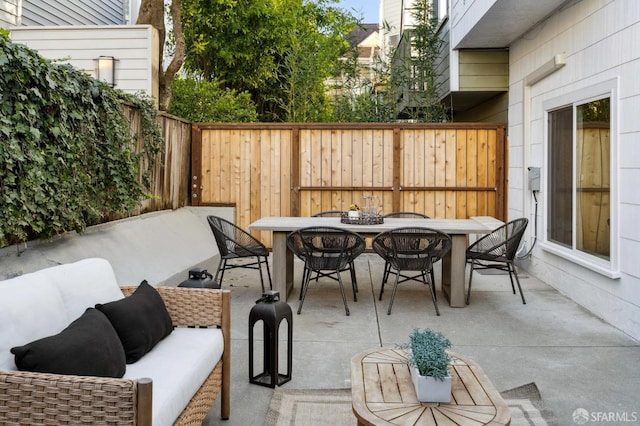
431 0 448 21
548 107 573 248
576 99 610 259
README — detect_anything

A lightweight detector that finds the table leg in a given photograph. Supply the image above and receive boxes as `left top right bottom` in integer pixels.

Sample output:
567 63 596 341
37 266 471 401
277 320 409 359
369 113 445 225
271 231 294 301
441 234 467 307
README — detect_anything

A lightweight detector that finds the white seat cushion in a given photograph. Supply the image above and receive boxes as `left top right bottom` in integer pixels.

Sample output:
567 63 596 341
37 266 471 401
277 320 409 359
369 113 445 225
123 327 224 426
0 275 68 371
47 258 125 323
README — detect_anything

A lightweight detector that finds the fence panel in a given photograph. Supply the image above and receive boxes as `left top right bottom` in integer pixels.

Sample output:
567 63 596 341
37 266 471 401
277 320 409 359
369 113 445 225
192 123 506 246
123 105 191 214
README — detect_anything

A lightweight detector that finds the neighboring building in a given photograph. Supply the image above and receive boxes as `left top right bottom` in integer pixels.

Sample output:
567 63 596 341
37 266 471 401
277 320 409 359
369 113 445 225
0 0 129 27
1 0 157 99
327 23 380 101
380 0 453 118
348 23 380 85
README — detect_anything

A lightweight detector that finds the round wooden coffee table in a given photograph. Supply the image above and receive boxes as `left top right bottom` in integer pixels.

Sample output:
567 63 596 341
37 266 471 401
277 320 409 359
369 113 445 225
351 347 511 425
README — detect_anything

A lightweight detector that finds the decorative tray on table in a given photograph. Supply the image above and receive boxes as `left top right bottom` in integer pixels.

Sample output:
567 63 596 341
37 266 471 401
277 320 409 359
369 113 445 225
340 213 384 225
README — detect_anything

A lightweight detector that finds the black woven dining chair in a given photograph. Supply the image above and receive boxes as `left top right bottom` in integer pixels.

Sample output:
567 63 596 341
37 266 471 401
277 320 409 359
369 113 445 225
466 218 529 305
312 211 346 217
207 215 272 292
312 210 358 291
286 227 366 316
372 227 451 316
381 212 431 285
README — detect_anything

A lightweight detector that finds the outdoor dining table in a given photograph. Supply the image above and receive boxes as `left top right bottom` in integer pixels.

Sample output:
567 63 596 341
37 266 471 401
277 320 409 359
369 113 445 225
249 216 503 308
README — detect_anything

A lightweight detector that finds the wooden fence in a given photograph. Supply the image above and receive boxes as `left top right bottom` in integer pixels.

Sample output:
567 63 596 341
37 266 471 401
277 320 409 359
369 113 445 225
123 105 192 214
191 123 507 246
577 123 610 256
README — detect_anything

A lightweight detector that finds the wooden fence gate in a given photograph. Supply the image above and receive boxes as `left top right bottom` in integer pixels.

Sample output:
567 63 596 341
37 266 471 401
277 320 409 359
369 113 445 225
191 123 506 246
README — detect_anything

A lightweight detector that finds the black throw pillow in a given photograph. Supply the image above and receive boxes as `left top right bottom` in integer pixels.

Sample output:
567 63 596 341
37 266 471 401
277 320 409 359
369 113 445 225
96 280 173 364
11 308 126 378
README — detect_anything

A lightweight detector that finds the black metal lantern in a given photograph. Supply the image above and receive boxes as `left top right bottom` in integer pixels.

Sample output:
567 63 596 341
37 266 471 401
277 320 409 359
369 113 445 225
178 268 219 289
249 290 292 387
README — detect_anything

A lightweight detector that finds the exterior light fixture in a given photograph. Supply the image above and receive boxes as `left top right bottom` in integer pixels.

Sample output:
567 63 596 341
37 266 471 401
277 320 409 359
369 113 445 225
96 56 116 87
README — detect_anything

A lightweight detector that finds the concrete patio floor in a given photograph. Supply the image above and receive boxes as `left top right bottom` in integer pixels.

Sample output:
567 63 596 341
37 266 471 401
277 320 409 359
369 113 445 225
203 254 640 426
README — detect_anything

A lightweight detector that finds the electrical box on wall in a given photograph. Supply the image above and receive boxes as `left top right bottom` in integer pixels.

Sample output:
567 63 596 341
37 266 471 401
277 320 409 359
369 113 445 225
528 167 541 191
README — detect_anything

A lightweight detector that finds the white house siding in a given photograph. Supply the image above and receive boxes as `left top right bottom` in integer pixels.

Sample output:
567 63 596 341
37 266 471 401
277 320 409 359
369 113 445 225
380 0 419 59
508 0 640 340
436 19 451 96
0 0 19 27
449 0 492 48
10 25 159 100
18 0 124 26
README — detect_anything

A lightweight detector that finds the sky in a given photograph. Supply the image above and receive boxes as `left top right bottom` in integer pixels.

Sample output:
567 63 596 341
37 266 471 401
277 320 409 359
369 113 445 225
336 0 379 24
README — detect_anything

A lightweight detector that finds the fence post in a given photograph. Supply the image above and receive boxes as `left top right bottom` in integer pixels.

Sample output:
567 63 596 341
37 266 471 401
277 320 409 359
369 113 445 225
191 124 202 206
392 127 402 213
291 126 300 217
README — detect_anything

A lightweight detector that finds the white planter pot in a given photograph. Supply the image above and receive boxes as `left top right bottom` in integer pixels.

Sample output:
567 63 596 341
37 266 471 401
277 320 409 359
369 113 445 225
409 365 452 403
348 210 360 218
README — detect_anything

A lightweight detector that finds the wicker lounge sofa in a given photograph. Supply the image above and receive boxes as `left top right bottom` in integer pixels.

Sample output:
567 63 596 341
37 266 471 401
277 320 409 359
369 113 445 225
0 258 230 425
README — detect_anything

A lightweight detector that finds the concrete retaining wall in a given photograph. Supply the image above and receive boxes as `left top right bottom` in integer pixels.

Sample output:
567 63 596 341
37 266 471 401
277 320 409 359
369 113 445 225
0 207 233 287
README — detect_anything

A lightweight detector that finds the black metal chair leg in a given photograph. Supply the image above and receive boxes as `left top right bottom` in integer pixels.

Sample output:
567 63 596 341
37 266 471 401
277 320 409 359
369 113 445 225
509 263 526 304
217 259 229 286
297 266 312 314
466 260 475 305
382 262 391 284
350 261 358 292
425 271 440 316
214 259 223 284
257 259 266 293
350 265 358 302
337 272 350 316
386 273 401 315
379 278 386 301
424 270 437 302
299 266 310 300
507 262 517 294
264 256 273 290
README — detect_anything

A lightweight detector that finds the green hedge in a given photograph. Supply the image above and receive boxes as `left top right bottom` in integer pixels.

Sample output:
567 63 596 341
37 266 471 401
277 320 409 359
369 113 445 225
0 35 163 247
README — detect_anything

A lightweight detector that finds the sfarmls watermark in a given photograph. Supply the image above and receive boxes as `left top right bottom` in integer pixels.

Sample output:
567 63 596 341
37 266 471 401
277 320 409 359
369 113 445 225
573 408 638 424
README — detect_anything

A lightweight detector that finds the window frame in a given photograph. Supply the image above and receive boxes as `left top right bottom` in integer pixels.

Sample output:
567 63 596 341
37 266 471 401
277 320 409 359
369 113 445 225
541 79 620 278
432 0 448 22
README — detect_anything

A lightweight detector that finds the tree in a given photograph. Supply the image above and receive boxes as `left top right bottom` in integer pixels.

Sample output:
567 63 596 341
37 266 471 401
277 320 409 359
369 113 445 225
180 0 358 121
331 1 447 123
136 0 185 110
404 0 447 122
278 1 356 122
169 76 258 122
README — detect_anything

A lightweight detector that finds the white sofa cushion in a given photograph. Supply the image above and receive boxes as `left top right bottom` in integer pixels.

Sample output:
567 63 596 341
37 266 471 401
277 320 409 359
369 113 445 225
47 258 125 323
0 276 68 371
123 327 224 426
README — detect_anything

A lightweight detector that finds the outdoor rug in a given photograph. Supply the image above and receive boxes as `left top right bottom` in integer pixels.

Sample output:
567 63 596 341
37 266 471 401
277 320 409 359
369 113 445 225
265 383 556 426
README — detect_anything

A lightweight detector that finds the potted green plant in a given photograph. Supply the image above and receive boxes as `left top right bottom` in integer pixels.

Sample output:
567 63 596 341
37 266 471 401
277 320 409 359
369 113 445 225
401 328 452 403
348 204 361 218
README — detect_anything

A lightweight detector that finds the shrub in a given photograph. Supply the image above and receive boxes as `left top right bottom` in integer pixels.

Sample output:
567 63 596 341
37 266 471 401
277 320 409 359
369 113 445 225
169 77 257 123
401 328 451 379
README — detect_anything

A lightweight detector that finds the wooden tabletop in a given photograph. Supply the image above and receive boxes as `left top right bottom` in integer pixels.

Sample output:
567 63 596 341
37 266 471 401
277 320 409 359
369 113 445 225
351 348 511 426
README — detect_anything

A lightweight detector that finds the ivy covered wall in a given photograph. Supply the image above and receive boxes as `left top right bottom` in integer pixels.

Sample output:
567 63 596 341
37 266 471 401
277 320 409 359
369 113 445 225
0 34 163 247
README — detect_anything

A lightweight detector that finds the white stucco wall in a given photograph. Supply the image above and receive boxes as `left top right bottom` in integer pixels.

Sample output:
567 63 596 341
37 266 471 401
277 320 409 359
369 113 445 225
508 0 640 340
